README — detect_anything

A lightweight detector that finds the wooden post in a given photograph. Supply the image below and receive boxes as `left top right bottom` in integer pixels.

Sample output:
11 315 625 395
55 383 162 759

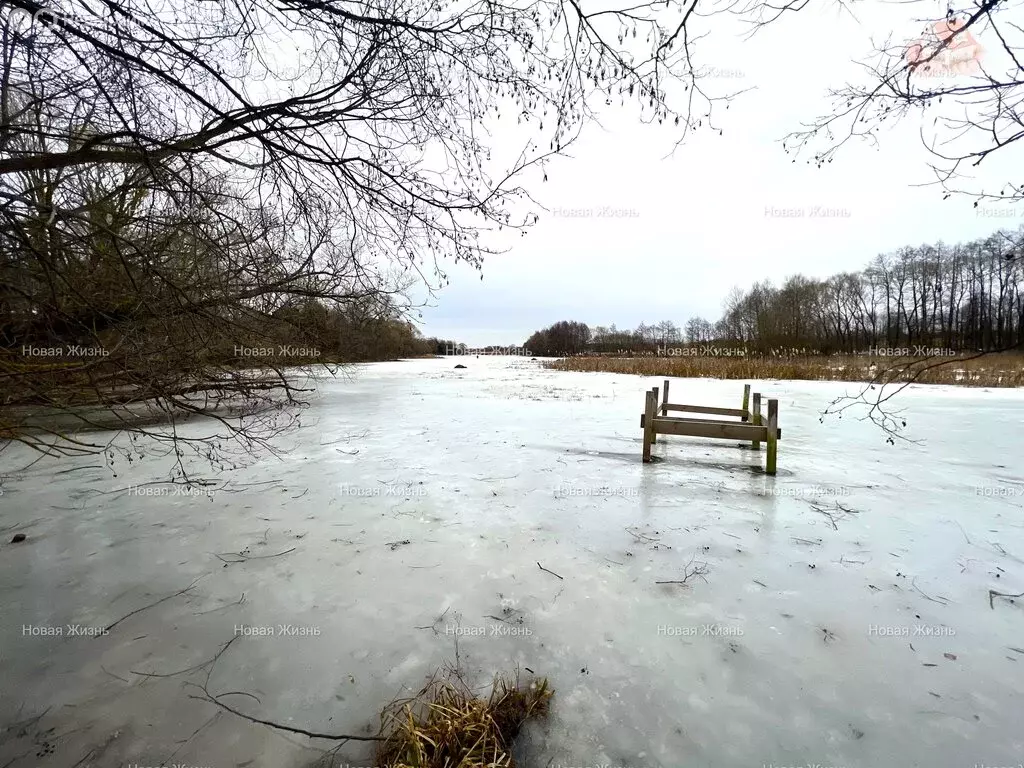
650 386 659 444
751 392 762 451
661 379 670 416
766 398 778 475
741 384 751 422
643 389 656 462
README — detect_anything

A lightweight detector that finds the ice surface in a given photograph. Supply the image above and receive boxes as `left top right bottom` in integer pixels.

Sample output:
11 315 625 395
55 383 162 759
1 356 1022 768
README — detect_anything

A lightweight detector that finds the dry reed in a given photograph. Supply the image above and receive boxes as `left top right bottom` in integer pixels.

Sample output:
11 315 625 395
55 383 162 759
374 672 553 768
546 353 1024 387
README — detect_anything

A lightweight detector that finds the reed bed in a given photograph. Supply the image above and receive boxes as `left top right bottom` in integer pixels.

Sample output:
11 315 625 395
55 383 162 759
546 354 1024 387
374 672 553 768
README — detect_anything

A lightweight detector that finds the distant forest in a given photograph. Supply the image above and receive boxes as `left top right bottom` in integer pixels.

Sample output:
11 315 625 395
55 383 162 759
525 227 1024 356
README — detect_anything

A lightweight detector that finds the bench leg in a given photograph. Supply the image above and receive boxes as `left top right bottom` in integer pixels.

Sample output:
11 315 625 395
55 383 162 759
752 392 762 451
766 398 778 475
650 386 659 444
643 389 656 462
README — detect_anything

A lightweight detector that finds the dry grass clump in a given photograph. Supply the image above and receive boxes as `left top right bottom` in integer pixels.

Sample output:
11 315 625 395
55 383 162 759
374 672 553 768
546 353 1024 387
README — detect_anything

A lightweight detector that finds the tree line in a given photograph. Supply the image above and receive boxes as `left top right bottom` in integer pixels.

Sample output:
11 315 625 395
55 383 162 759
715 227 1023 354
525 226 1024 356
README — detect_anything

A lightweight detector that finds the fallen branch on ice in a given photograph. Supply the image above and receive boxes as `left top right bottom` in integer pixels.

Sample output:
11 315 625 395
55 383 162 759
656 555 709 586
100 575 205 636
912 578 951 606
213 547 295 564
805 500 861 531
989 589 1024 610
537 562 563 580
185 637 384 745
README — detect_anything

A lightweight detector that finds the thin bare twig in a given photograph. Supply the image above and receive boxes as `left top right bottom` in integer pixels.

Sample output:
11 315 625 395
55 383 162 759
912 578 951 606
537 562 563 580
656 555 709 585
213 548 295 563
100 575 205 635
193 594 247 616
414 606 451 634
989 589 1024 610
184 637 384 744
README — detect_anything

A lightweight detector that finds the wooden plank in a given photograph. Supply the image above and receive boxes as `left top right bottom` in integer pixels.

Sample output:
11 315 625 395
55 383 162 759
766 398 778 475
741 384 751 422
641 412 781 437
655 415 748 426
662 404 749 418
650 386 659 444
642 389 656 462
751 392 762 451
652 418 768 442
661 379 670 416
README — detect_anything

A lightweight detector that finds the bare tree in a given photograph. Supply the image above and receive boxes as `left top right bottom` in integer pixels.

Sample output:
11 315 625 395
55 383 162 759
0 0 745 469
783 0 1022 205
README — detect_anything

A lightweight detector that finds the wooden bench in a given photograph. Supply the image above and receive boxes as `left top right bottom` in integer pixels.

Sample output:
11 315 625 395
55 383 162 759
640 380 782 474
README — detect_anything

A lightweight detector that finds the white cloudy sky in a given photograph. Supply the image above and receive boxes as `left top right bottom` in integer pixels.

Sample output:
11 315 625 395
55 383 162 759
414 1 1020 346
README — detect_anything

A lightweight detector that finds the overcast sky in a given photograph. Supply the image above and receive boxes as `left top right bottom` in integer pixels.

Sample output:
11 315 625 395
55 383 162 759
415 1 1019 347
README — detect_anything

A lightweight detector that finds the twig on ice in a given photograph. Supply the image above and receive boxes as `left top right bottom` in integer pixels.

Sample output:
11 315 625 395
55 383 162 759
214 548 295 563
911 578 950 606
414 606 451 634
656 555 709 586
193 593 246 616
805 500 860 531
185 637 383 744
537 562 563 580
101 575 206 635
989 589 1024 610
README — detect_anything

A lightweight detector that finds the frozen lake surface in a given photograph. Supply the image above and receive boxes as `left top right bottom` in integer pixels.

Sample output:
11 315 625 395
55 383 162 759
1 356 1023 768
